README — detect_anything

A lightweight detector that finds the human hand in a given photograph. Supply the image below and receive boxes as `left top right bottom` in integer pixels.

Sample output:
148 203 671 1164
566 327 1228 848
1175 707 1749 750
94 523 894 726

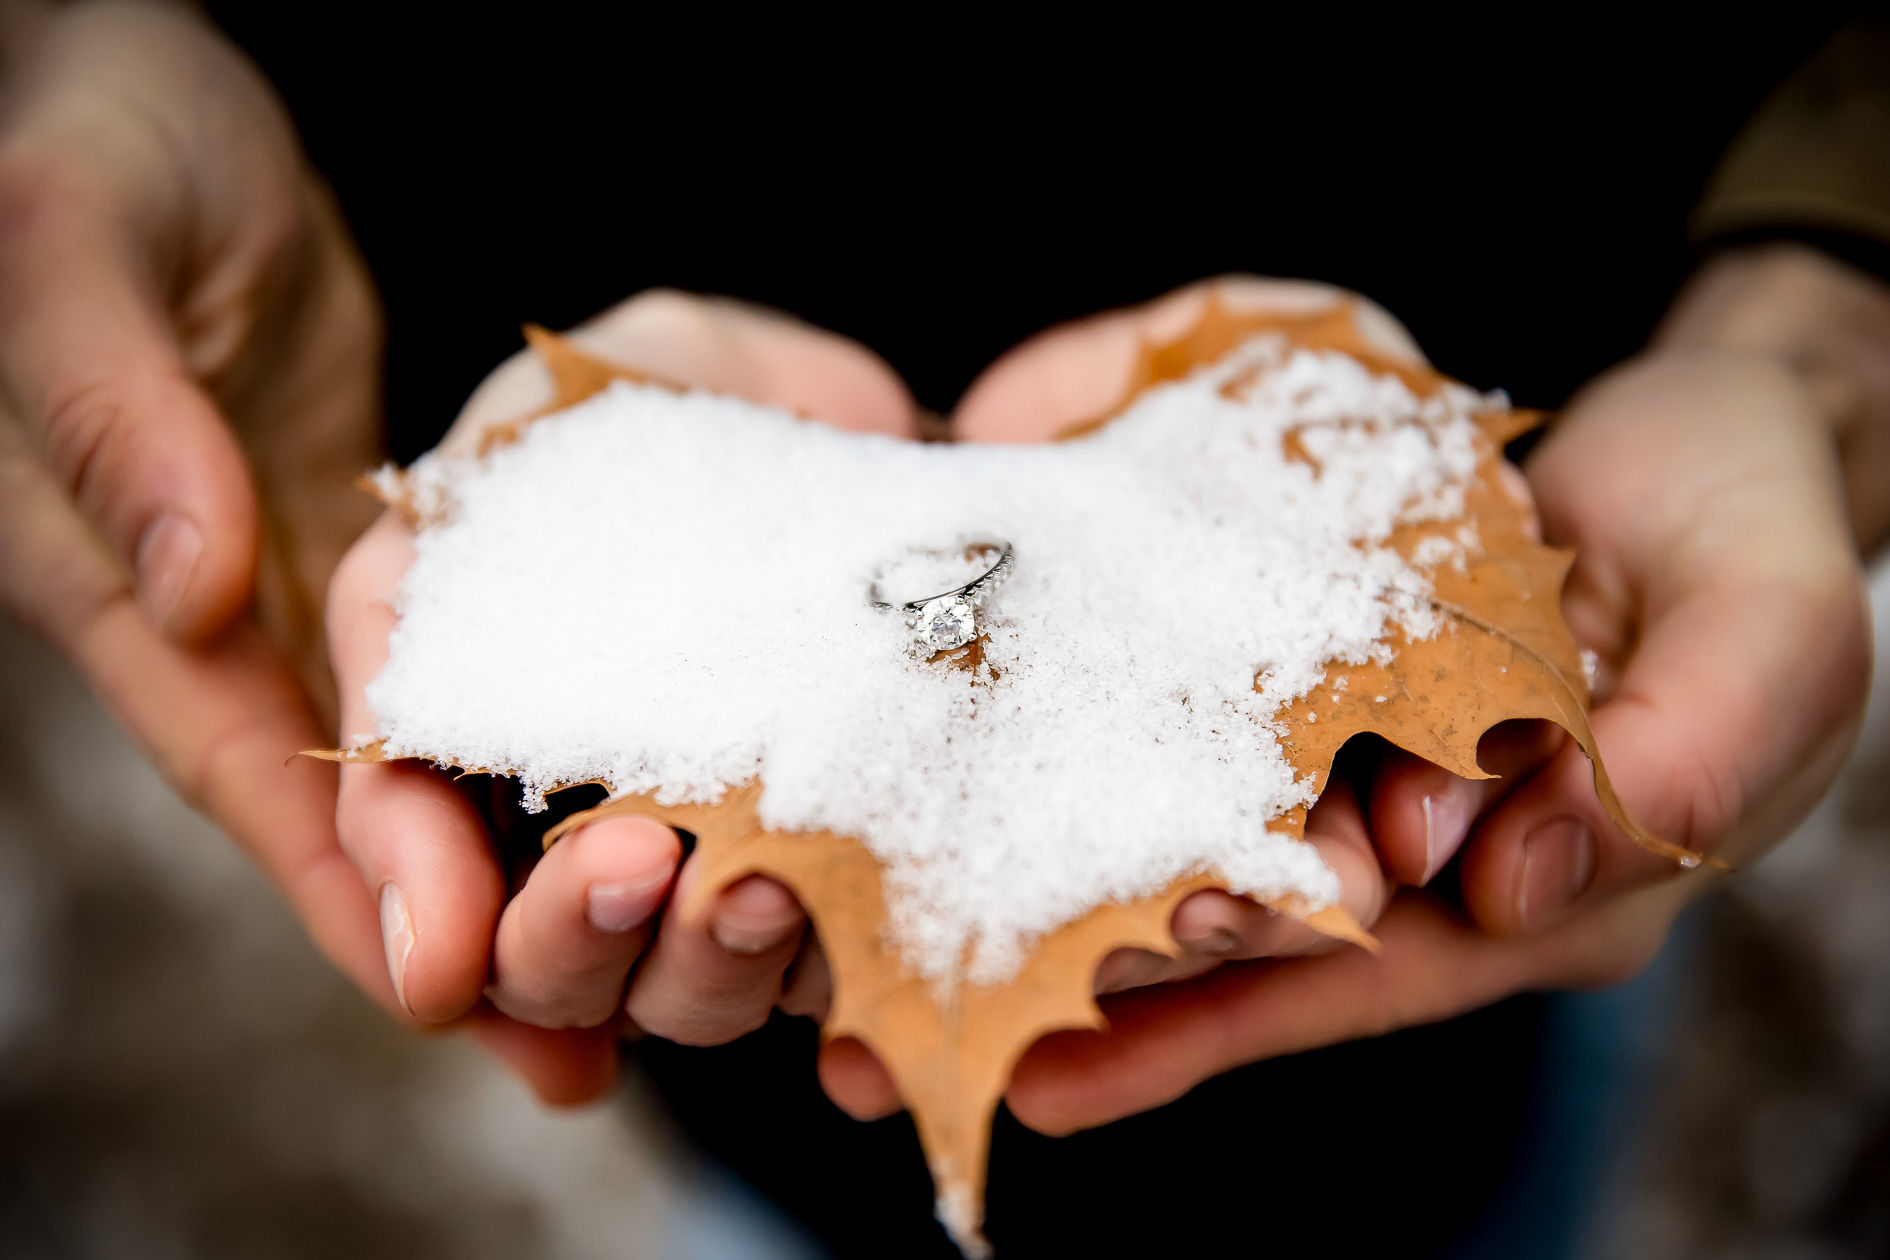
326 290 922 1099
337 247 1880 1122
0 3 395 1003
381 276 1415 1112
329 279 1405 1107
944 250 1881 1137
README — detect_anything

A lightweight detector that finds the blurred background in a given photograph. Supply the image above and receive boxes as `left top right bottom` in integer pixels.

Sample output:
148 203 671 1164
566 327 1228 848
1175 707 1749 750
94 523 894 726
4 5 1888 1257
0 615 833 1259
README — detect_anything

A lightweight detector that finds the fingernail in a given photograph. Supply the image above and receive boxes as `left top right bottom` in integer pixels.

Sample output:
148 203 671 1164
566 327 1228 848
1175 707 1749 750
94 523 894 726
1420 779 1479 884
1519 819 1597 931
1177 924 1239 955
135 512 203 632
712 904 803 955
587 869 672 934
379 883 415 1013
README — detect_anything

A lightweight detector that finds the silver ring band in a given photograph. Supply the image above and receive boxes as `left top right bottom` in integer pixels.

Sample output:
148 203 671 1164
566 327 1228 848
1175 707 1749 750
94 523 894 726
869 540 1013 612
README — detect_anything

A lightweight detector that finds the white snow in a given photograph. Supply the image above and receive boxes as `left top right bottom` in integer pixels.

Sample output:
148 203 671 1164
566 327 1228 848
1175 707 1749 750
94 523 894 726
368 337 1491 984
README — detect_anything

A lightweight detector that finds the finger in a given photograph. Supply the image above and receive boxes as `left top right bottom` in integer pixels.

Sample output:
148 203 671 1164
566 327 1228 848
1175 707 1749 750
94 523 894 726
1169 777 1391 962
954 275 1428 443
466 1004 622 1107
1091 946 1221 996
623 864 806 1046
1368 756 1489 888
819 1035 903 1122
1459 355 1869 936
450 290 918 453
330 513 506 1020
0 142 256 642
819 778 1403 1118
778 930 833 1020
434 293 904 1030
1365 722 1563 887
801 942 910 1123
1006 879 1691 1137
1084 777 1392 995
485 815 682 1028
1496 460 1544 543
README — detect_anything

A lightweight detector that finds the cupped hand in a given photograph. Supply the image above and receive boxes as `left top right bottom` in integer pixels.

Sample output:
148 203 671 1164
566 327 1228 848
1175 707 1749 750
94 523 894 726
327 290 922 1099
338 248 1881 1125
971 251 1882 1137
331 278 1405 1110
0 5 393 1004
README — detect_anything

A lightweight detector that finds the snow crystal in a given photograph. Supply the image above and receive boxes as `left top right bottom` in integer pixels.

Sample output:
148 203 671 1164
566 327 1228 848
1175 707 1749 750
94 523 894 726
369 338 1491 984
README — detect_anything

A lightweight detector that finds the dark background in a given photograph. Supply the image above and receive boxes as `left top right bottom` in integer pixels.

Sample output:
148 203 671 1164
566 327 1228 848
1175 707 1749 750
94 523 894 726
208 7 1850 457
201 8 1857 1256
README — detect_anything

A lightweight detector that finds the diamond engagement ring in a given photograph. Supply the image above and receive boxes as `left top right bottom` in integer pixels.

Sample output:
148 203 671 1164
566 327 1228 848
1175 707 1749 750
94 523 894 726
870 540 1014 653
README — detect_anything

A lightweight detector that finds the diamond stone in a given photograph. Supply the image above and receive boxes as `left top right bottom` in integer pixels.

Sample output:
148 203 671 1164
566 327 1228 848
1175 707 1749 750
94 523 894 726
916 595 976 652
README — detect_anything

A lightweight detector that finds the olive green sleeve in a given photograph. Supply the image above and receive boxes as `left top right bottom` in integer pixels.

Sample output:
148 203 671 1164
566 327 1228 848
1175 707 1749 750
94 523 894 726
1693 22 1890 248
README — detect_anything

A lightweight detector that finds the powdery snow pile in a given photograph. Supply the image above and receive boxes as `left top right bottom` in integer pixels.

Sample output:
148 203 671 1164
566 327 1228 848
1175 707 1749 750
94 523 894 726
369 337 1492 984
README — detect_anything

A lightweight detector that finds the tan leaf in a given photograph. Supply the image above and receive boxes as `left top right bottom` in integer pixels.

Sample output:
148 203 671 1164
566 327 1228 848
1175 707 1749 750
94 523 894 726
339 301 1714 1256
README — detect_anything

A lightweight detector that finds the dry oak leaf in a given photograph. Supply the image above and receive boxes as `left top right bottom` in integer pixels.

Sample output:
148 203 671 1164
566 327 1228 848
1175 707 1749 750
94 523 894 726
321 301 1713 1257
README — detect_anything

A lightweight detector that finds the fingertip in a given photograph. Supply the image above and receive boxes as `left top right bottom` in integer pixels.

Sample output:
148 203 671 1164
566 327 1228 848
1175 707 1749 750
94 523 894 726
622 862 805 1044
1457 740 1642 937
1092 946 1174 994
469 1009 621 1107
1515 818 1599 933
1170 890 1247 956
779 932 833 1020
570 813 682 867
84 367 260 644
131 436 259 644
710 874 805 955
0 175 261 643
339 759 506 1022
953 312 1142 443
1298 776 1395 941
554 290 918 440
1004 1029 1106 1138
817 1036 903 1121
567 815 682 934
1369 754 1479 887
1496 460 1542 542
403 855 509 1021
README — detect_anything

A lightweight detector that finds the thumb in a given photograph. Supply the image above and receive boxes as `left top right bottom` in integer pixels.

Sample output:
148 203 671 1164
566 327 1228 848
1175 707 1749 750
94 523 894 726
0 162 257 642
1458 353 1868 935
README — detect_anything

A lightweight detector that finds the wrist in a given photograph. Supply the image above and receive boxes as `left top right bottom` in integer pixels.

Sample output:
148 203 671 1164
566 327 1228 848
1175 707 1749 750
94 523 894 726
1654 242 1890 552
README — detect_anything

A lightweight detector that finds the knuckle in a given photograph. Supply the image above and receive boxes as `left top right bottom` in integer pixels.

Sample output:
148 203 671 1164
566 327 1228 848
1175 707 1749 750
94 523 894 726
628 984 772 1046
653 1009 770 1047
39 371 129 499
491 988 617 1032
